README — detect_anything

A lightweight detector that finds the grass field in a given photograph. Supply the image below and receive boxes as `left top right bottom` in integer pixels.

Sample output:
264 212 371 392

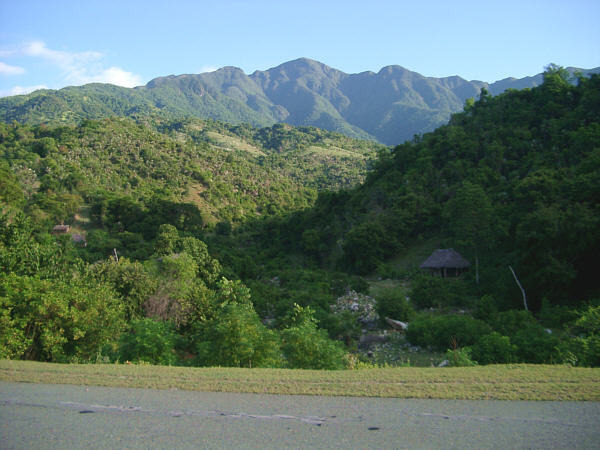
1 360 598 401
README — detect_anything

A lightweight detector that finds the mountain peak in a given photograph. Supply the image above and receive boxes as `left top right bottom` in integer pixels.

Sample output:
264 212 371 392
216 66 246 74
3 58 598 146
265 57 341 77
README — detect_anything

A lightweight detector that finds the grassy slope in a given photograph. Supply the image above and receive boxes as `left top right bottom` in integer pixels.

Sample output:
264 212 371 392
1 360 598 401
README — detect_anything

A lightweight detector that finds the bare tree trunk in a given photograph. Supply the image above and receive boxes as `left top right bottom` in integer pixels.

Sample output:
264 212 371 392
509 265 528 311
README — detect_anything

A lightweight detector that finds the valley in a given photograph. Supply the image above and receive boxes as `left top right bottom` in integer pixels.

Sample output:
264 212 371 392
0 65 599 372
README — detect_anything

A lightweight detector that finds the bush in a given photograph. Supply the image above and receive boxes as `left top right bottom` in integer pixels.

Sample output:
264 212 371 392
512 323 560 363
375 288 415 323
560 305 600 366
473 294 498 323
410 274 471 309
471 332 517 364
279 304 346 369
404 313 435 348
489 309 537 337
575 304 600 335
559 335 600 367
538 299 579 329
195 302 283 368
406 313 491 351
323 310 362 348
445 347 477 367
117 319 179 365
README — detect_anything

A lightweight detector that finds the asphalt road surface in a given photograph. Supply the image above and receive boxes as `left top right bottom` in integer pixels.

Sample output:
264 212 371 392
1 381 599 449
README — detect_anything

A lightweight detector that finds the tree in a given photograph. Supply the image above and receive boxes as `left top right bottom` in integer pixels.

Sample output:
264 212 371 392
0 273 125 362
279 304 346 369
87 258 157 321
444 181 493 284
470 332 517 364
195 302 283 368
0 163 25 208
154 224 180 256
118 318 179 365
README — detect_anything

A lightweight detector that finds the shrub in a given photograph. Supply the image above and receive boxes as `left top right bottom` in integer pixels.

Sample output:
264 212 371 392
323 310 362 348
279 304 346 369
375 288 416 323
404 313 436 348
410 274 471 309
406 313 491 351
559 336 600 367
0 273 125 362
117 318 179 365
489 309 537 337
511 323 560 363
471 332 517 364
473 294 498 323
538 299 579 329
575 304 600 335
445 347 477 367
195 302 283 368
560 305 600 366
434 315 492 350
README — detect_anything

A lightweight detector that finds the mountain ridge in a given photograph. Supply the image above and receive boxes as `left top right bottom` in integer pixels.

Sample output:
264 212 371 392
2 58 598 145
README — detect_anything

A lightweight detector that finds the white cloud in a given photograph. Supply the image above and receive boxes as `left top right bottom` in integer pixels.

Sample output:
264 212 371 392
0 62 26 75
83 66 143 88
23 41 102 68
199 65 219 73
0 85 48 97
19 41 143 88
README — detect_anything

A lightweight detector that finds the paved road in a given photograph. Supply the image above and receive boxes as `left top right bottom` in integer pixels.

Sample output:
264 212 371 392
1 381 599 449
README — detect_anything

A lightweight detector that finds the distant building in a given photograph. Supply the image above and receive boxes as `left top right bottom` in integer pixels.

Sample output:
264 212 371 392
419 248 470 278
52 224 71 234
52 224 86 247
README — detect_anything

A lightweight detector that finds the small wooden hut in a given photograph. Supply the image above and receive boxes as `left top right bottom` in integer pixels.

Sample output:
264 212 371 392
52 224 70 234
419 248 470 278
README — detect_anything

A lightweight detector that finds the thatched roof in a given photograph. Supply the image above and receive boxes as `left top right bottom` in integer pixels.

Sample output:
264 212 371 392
52 224 70 233
419 248 470 269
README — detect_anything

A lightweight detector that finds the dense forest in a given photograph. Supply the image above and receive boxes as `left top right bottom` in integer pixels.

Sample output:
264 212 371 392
1 66 599 368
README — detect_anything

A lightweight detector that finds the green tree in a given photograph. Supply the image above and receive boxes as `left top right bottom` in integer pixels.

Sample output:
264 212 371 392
279 304 346 369
154 224 180 256
565 305 600 366
470 332 517 364
375 288 415 322
444 181 493 284
195 301 283 368
0 163 25 208
179 236 221 285
88 258 157 321
118 318 179 365
0 273 125 361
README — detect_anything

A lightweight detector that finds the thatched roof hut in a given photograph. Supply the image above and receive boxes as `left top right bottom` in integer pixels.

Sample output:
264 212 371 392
420 248 470 277
52 224 70 234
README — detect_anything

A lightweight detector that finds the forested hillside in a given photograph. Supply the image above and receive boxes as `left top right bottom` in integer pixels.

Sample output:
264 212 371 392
248 67 600 311
1 67 599 369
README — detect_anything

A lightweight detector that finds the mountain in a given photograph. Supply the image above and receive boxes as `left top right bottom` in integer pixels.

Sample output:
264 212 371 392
1 59 598 145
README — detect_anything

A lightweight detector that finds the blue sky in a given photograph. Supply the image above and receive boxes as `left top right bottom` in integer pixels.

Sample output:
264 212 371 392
1 0 599 97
